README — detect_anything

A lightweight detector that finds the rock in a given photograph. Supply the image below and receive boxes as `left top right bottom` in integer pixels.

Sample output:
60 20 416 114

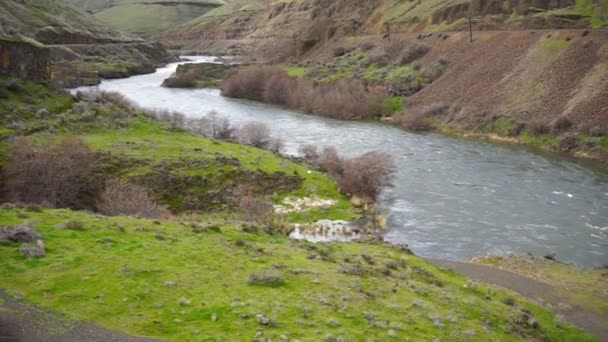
96 237 115 244
256 313 271 325
211 312 217 321
163 281 177 287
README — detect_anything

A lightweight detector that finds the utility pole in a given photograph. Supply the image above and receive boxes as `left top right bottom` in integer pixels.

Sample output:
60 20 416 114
384 22 391 43
468 6 473 43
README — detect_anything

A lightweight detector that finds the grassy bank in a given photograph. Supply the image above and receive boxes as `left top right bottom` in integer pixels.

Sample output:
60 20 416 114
0 208 595 341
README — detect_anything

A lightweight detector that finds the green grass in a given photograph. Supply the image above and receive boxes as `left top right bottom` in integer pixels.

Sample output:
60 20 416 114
520 131 559 148
285 66 307 78
0 208 595 341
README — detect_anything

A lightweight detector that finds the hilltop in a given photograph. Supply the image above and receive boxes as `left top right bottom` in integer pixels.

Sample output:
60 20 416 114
64 0 225 36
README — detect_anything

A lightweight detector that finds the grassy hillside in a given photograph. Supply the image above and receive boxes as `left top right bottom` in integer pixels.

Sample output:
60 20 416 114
0 0 135 43
0 208 596 341
65 0 224 35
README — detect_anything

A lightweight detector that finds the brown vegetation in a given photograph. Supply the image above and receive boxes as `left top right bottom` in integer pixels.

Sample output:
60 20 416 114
301 146 395 201
4 136 99 210
222 66 393 120
97 179 169 219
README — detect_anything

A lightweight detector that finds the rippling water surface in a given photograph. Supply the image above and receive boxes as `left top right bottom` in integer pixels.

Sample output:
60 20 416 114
76 57 608 267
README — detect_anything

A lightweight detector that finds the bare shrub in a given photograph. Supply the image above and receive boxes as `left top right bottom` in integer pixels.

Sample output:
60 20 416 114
97 179 169 219
222 66 285 101
76 90 134 109
237 121 273 148
221 66 393 120
156 110 186 130
318 147 343 177
268 137 285 154
5 136 99 210
338 152 395 200
422 103 450 117
192 110 235 140
238 194 274 224
298 144 319 163
398 113 433 131
384 38 409 60
527 121 550 136
0 223 41 243
399 42 430 65
550 116 573 133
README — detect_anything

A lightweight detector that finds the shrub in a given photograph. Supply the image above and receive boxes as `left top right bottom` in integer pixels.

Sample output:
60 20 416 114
237 121 273 148
359 41 376 51
63 220 86 231
397 113 433 131
0 223 41 243
527 121 550 136
238 194 274 225
246 270 285 286
156 110 186 130
337 151 395 200
298 144 319 163
399 43 430 65
384 38 409 60
191 110 235 140
318 147 343 177
5 136 99 210
550 116 573 133
221 66 392 120
97 179 169 219
421 59 447 83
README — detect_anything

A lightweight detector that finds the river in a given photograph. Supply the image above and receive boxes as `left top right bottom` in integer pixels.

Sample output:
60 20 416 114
75 57 608 267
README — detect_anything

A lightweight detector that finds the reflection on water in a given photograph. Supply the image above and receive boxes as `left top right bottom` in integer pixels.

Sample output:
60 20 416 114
74 58 608 267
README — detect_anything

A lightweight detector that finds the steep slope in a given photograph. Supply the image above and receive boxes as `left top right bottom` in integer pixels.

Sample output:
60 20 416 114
161 0 607 50
65 0 224 36
0 0 176 87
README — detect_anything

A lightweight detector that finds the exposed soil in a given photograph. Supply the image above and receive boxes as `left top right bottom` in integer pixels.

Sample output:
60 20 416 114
428 259 608 341
0 291 160 342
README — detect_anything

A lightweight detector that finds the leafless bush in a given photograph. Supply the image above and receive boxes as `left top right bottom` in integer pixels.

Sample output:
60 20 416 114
97 179 169 219
221 66 393 120
318 147 343 177
238 194 274 225
399 43 430 65
237 121 273 148
5 136 99 210
337 152 395 200
384 38 409 60
246 270 284 286
191 110 235 140
550 116 573 133
527 121 550 136
156 110 186 130
398 112 433 131
76 90 135 109
268 137 285 154
298 144 320 163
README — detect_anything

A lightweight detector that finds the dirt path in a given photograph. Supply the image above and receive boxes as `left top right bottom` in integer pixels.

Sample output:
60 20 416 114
428 259 608 341
0 291 160 342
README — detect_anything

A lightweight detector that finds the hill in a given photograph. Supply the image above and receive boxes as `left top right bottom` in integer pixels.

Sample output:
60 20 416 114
0 0 176 87
160 0 608 50
65 0 224 36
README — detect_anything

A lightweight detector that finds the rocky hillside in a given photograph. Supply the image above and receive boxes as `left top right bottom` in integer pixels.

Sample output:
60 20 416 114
64 0 224 36
0 0 176 87
160 0 607 50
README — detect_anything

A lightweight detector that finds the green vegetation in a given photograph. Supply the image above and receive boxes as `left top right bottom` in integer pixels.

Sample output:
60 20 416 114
0 208 594 341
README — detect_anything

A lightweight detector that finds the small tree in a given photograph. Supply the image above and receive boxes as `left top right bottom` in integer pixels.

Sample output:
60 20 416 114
338 152 395 200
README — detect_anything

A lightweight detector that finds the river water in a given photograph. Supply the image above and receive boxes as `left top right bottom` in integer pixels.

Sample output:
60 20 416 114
75 57 608 267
